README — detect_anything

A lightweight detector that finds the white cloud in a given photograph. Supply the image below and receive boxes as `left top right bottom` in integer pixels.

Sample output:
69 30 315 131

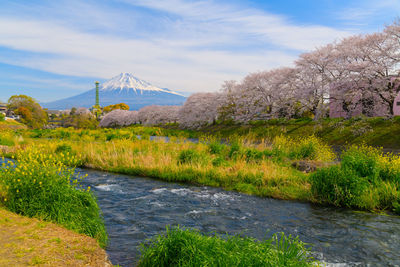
0 0 354 93
335 0 400 31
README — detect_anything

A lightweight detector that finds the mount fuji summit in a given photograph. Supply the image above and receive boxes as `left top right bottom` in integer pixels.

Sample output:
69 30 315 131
43 73 187 110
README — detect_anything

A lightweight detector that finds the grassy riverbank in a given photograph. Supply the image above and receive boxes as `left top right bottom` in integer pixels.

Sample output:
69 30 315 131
2 126 399 215
20 116 400 148
0 207 111 266
0 147 107 247
171 117 400 149
7 130 336 201
0 126 322 265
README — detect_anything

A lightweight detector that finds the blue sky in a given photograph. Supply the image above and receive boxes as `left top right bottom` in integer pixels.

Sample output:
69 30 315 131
0 0 399 102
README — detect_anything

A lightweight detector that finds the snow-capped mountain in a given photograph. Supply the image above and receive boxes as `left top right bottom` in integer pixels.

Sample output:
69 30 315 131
101 73 183 96
43 73 187 110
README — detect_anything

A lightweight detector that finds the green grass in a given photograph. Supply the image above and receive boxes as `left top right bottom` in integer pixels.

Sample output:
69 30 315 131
310 145 400 214
184 117 400 149
0 147 107 247
4 125 400 215
139 227 316 267
0 136 15 146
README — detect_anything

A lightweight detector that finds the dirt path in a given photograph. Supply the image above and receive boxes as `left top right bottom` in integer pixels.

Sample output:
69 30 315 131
0 207 112 266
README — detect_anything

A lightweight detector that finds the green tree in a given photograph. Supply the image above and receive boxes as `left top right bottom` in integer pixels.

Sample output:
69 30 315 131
103 103 130 113
7 95 47 128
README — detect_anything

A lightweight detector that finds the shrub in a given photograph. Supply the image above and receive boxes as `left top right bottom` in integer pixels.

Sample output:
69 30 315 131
178 149 202 164
341 145 380 180
310 165 369 207
208 141 225 155
0 113 5 121
228 141 243 160
274 135 335 161
55 144 73 154
139 227 315 267
212 156 228 167
310 145 400 212
106 133 118 141
245 148 264 163
30 129 44 138
0 148 107 247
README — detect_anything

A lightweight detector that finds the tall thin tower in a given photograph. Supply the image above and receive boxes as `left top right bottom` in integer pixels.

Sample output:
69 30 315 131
95 81 100 107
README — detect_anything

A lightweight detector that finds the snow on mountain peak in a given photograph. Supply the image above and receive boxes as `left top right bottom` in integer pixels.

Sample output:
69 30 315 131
101 73 183 96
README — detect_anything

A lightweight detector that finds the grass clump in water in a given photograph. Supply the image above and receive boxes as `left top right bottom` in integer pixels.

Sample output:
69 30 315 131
0 146 107 247
139 227 316 267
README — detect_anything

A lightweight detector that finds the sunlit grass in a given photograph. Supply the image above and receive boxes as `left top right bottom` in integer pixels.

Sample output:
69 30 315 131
139 226 317 267
0 146 107 247
4 126 398 214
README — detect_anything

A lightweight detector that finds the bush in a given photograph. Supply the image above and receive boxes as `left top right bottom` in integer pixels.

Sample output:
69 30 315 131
106 133 118 141
212 156 228 167
0 148 107 247
178 149 202 164
0 113 5 122
245 148 264 163
55 144 73 154
310 145 400 212
310 165 369 207
341 145 380 180
208 141 225 155
228 141 243 160
139 227 315 267
274 135 335 161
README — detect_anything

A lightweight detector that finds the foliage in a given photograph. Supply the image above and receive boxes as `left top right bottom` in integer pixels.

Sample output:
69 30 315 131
0 113 5 122
208 141 225 155
0 147 107 247
310 145 400 212
61 110 98 129
139 226 315 267
8 95 47 128
178 149 202 165
103 103 130 113
8 126 400 215
55 144 73 154
273 135 336 162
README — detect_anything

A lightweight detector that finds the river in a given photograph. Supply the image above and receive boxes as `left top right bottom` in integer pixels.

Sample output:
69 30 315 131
76 168 400 267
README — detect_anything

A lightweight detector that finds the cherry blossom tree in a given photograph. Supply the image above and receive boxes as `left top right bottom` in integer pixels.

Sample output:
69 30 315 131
99 110 138 128
138 105 180 125
178 92 222 129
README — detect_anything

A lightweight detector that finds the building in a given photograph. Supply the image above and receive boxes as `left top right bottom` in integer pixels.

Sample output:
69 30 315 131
0 102 7 117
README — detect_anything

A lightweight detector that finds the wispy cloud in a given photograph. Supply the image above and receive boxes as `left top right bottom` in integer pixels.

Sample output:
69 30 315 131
0 0 354 95
335 0 400 30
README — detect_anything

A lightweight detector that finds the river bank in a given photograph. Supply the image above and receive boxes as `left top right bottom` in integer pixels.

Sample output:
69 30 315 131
0 207 112 266
165 117 400 149
2 126 399 215
62 167 400 266
1 125 400 265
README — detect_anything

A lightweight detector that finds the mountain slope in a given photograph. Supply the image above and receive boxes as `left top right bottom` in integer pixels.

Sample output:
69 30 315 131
43 73 187 110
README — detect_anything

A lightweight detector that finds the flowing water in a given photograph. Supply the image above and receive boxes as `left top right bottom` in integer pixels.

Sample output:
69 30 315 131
75 168 400 267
